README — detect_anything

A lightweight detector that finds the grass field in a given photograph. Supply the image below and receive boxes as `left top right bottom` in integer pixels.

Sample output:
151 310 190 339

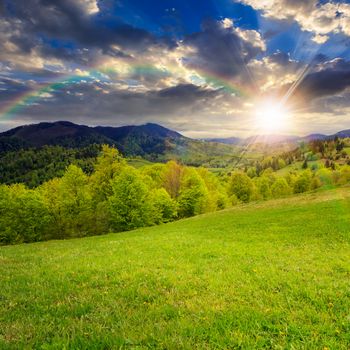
1 188 350 349
127 158 154 168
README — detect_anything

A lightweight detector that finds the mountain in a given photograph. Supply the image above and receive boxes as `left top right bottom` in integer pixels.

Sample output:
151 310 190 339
208 130 350 145
244 134 299 144
300 133 327 142
94 123 184 155
0 121 185 155
334 129 350 138
0 121 236 162
2 120 349 163
0 121 111 149
204 136 242 145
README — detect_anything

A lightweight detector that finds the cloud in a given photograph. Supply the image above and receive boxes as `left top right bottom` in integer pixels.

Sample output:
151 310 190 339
1 0 350 137
248 51 302 93
239 0 350 42
0 75 253 137
182 18 265 82
0 0 175 64
293 58 350 100
0 79 220 121
75 0 99 15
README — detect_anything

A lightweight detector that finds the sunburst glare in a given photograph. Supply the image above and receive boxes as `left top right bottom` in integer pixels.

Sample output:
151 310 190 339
254 99 291 134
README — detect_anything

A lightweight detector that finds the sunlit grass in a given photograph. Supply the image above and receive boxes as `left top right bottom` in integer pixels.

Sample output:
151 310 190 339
0 188 349 349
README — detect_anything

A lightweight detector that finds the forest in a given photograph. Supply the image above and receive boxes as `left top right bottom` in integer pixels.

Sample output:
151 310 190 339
1 139 350 245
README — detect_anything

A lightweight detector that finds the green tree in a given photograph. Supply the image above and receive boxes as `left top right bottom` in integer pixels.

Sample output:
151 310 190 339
293 170 312 194
196 167 229 211
0 184 50 244
40 165 93 239
247 167 257 178
340 165 350 184
256 176 271 200
59 165 93 237
140 164 166 189
89 145 126 234
90 145 125 202
178 168 209 217
271 178 292 198
150 188 177 224
228 172 253 203
162 161 183 198
316 168 333 187
109 167 154 231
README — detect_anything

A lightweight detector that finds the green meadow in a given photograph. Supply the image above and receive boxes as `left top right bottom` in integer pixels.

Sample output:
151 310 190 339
1 188 350 349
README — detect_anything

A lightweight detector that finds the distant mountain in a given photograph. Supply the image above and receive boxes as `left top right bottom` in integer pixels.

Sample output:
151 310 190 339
2 121 349 159
0 121 111 149
244 134 300 144
300 134 327 142
0 121 186 155
0 121 236 161
94 123 184 155
334 129 350 138
204 136 242 145
208 130 350 145
207 134 300 145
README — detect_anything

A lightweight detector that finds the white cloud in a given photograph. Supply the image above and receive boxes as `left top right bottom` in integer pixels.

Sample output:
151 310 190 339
239 0 350 41
76 0 99 15
312 34 329 44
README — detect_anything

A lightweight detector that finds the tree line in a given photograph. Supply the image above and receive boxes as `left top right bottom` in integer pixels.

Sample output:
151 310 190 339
0 145 100 188
1 145 350 245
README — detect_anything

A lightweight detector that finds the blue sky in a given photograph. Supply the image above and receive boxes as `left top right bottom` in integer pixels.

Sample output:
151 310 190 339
1 0 350 137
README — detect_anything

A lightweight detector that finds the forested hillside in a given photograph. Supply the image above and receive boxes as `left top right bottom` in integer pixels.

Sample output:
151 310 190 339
1 144 350 245
0 121 243 173
0 145 100 188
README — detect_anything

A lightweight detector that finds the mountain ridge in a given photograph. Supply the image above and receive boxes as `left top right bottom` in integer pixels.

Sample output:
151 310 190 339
1 121 350 155
205 130 350 145
0 121 235 161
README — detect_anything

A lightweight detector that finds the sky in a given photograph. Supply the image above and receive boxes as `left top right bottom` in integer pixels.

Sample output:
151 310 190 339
1 0 350 138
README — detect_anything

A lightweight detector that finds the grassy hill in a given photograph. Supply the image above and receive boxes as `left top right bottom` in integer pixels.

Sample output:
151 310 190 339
1 188 349 349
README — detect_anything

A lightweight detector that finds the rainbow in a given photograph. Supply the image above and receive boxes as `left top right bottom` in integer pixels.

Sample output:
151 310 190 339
0 60 250 122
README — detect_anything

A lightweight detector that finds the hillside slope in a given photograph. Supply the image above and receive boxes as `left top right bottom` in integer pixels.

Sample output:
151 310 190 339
1 188 349 348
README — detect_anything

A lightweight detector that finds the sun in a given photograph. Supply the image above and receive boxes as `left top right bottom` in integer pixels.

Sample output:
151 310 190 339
254 100 290 133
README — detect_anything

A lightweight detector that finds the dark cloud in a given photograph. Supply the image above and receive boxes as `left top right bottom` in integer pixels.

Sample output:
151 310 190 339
0 0 175 62
294 59 350 101
0 80 220 126
157 83 215 100
268 51 292 66
183 19 264 80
